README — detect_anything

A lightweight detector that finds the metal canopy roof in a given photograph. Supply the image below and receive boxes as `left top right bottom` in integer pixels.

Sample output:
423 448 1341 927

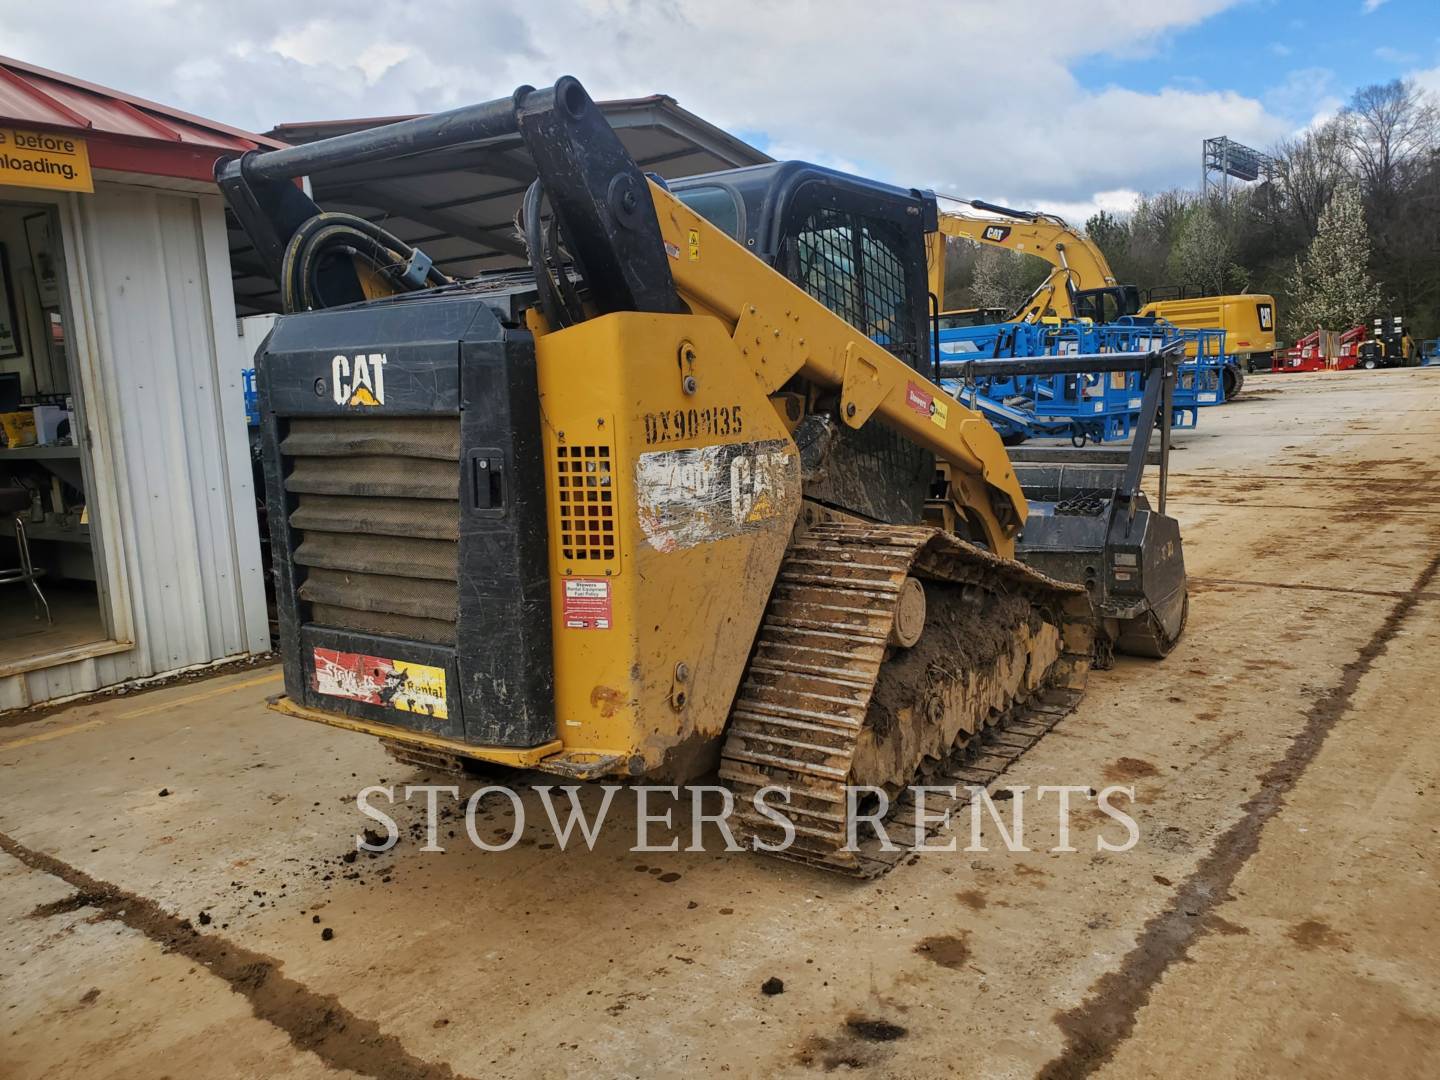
0 54 283 181
230 94 770 316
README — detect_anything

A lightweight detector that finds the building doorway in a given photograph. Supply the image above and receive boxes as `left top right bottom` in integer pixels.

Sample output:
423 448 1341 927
0 199 108 671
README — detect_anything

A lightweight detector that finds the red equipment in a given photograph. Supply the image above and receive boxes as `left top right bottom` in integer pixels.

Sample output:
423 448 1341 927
1279 330 1325 372
1334 325 1366 371
1278 326 1367 372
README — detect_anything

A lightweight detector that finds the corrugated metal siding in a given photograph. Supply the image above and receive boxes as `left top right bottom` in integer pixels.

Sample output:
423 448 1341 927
0 181 268 711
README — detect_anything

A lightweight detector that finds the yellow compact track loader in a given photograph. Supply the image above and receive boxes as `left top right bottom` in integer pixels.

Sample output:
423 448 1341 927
217 78 1138 875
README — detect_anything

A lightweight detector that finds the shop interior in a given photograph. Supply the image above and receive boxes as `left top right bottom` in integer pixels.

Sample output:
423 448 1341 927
0 199 106 670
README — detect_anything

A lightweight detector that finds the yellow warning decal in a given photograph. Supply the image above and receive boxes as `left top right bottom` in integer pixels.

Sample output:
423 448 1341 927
392 660 448 719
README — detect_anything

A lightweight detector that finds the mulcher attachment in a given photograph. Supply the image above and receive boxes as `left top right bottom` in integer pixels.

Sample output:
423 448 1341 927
941 344 1190 662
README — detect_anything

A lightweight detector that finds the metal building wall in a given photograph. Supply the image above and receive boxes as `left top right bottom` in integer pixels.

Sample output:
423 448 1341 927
1 179 269 710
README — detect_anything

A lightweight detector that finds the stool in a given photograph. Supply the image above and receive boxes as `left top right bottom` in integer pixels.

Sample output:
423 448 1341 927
0 487 51 626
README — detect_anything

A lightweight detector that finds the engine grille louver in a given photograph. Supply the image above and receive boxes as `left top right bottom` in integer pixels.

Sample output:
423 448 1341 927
281 416 460 646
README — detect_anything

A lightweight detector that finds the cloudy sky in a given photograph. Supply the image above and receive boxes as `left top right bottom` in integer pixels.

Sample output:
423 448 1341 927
2 0 1437 219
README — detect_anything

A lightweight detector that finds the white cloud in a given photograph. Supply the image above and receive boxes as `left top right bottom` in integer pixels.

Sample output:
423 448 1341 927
0 0 1289 209
1361 0 1388 12
1028 189 1143 224
1374 46 1418 64
1410 65 1440 97
1264 66 1344 128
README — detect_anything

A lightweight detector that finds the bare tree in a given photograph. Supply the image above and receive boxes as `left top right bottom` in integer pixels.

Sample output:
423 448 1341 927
1125 189 1193 289
1273 119 1348 238
1341 79 1440 209
968 245 1050 312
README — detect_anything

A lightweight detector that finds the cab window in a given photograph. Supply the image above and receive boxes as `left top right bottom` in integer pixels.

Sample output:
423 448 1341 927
674 185 742 240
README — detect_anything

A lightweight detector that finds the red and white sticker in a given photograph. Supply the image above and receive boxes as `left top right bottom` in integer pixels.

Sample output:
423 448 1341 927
311 647 447 719
563 578 612 630
905 380 949 429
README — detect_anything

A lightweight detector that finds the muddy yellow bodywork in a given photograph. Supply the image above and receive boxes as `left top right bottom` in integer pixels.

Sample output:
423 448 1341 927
269 178 1036 784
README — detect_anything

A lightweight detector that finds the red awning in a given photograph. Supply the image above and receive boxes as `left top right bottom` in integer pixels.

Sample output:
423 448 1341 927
0 54 285 183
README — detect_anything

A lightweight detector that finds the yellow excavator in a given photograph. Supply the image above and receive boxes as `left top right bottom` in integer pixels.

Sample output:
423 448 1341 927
927 198 1277 392
214 78 1171 876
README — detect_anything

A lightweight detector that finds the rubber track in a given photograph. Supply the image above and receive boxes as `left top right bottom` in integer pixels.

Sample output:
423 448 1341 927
719 521 1091 877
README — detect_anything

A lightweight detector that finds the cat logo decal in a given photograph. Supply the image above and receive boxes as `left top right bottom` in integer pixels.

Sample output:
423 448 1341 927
332 353 387 407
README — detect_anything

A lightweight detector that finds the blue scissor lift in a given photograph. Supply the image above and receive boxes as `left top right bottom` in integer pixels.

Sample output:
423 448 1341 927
937 317 1229 444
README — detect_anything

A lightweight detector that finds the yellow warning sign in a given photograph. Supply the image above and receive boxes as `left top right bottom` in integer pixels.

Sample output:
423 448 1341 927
0 128 94 193
930 397 949 429
391 660 448 719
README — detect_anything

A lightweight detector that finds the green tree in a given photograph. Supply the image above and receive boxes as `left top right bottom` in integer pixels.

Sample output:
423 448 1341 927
1084 210 1130 274
1286 184 1383 332
1167 200 1247 295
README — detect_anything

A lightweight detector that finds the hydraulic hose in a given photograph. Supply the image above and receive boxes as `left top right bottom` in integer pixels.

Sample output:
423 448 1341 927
279 212 449 313
518 180 586 330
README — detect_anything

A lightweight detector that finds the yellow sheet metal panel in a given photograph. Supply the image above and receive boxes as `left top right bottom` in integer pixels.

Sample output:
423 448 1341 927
537 311 801 781
1142 295 1277 355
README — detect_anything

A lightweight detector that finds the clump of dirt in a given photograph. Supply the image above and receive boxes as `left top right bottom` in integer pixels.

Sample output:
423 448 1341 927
1104 757 1160 782
856 582 1059 792
846 1016 908 1042
1208 916 1250 936
956 889 987 910
794 1034 868 1072
868 584 1036 738
29 890 113 918
760 977 785 996
1287 919 1347 950
914 933 971 969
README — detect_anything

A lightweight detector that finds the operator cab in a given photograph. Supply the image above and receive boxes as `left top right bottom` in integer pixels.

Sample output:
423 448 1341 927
670 163 938 374
1072 284 1142 324
671 162 942 526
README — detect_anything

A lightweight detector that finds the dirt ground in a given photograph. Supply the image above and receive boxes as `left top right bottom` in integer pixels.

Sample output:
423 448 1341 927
2 367 1438 1079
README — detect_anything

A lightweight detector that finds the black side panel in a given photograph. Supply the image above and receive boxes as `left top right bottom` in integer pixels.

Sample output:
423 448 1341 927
258 293 555 748
455 332 555 746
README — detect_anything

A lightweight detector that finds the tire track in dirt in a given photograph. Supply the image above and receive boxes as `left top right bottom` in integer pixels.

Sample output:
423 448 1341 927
1189 576 1440 601
1037 547 1440 1080
1 831 471 1080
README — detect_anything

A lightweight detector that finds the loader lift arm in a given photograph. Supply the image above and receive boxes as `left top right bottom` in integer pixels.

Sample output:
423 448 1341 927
218 77 1029 556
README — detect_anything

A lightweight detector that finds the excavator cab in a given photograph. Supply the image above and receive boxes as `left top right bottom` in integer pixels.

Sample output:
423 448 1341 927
1072 284 1142 324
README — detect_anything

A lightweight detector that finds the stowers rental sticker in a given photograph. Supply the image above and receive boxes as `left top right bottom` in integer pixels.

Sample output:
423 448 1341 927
0 128 94 193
